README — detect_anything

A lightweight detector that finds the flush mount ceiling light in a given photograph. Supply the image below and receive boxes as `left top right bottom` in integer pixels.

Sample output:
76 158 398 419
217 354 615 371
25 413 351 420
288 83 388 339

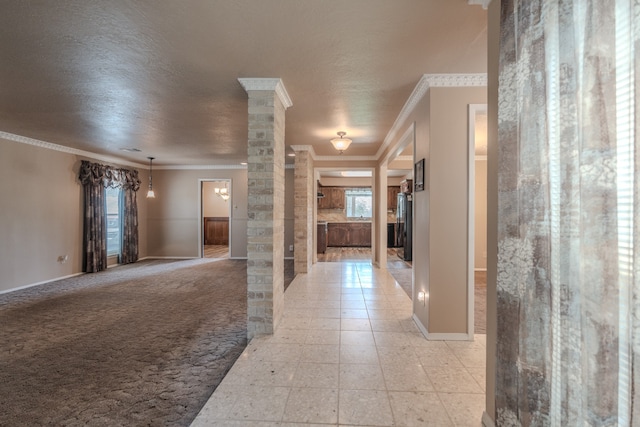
146 157 156 199
330 131 352 154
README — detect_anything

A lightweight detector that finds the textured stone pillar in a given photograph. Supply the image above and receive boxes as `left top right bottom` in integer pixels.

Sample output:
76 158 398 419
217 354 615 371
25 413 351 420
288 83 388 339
497 2 638 425
238 78 292 339
291 145 314 274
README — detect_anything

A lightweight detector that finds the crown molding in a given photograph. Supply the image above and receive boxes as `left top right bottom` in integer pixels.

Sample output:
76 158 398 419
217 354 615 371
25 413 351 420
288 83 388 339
313 155 377 162
394 155 413 162
0 131 148 169
468 0 491 9
1 130 254 171
423 73 487 87
238 78 293 109
157 164 248 170
158 163 294 170
375 73 487 161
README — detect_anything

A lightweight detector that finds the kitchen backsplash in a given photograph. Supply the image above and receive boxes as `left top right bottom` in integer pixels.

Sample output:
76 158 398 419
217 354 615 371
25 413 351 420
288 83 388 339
317 209 348 222
317 209 397 223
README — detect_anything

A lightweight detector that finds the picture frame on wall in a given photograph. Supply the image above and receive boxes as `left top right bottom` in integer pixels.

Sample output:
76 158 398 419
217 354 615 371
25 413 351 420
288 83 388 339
414 158 425 192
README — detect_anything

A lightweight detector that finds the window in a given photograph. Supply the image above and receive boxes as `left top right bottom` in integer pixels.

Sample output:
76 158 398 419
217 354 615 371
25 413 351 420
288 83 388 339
345 188 372 219
105 187 122 257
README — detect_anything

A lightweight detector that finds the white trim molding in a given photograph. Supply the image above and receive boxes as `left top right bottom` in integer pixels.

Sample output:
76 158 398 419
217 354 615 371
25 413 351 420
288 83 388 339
0 272 84 295
468 0 492 9
412 314 474 341
237 77 293 109
376 73 487 160
0 131 148 169
394 155 413 162
313 155 378 162
157 164 247 170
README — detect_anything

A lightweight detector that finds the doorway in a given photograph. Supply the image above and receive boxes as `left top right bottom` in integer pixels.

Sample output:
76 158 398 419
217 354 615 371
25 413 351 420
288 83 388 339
468 104 488 335
315 168 376 264
200 179 231 259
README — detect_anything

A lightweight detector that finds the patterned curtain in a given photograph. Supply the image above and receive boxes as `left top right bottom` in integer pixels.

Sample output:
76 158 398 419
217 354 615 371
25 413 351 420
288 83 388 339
120 179 140 264
79 160 141 272
497 1 638 425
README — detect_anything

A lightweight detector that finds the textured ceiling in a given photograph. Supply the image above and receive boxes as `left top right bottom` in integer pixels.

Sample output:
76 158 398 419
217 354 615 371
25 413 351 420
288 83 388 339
0 1 487 166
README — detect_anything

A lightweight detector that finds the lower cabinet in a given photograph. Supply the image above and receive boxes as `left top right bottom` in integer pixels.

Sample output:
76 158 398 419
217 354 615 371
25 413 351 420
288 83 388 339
327 222 371 247
317 222 327 254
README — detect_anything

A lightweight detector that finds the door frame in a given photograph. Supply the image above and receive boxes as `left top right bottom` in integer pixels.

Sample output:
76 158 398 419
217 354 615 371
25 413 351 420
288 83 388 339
198 178 232 258
467 103 488 336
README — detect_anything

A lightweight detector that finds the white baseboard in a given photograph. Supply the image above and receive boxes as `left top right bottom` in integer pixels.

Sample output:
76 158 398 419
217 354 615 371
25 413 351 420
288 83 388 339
412 313 429 338
0 272 85 295
427 332 474 341
482 411 495 427
411 314 473 341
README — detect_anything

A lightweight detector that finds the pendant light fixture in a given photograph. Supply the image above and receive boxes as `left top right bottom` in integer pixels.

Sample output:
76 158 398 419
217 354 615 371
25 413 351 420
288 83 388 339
330 131 352 154
214 182 230 201
146 157 156 198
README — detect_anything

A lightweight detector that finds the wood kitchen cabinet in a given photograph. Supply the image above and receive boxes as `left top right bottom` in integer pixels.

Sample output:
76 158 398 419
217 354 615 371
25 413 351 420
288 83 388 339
317 222 327 254
318 190 331 209
327 222 371 247
387 186 400 211
349 223 371 246
318 187 345 209
400 179 413 194
329 188 345 209
327 223 350 246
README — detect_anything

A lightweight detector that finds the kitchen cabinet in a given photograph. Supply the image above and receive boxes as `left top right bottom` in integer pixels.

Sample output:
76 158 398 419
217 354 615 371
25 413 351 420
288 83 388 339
317 222 327 254
327 222 371 247
387 186 400 211
318 187 345 209
327 223 350 246
329 188 345 209
400 179 413 194
349 223 371 246
318 190 331 209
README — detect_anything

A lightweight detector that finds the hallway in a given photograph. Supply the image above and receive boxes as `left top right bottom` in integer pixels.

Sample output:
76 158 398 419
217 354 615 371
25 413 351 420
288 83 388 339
192 261 485 426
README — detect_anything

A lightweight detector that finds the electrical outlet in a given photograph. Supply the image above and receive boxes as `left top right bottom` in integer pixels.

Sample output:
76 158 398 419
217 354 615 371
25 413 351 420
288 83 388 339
289 245 294 252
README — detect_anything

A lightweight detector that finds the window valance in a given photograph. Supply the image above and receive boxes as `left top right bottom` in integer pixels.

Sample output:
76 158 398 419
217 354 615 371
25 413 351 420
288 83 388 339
79 160 141 191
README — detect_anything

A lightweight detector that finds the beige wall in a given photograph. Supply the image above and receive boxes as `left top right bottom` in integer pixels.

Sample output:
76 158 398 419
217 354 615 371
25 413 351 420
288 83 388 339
474 159 487 270
380 85 486 337
428 87 486 334
0 138 149 293
147 167 295 259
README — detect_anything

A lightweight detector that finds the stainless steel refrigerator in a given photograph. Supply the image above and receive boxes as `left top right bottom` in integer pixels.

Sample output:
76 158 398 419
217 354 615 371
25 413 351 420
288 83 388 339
396 192 412 261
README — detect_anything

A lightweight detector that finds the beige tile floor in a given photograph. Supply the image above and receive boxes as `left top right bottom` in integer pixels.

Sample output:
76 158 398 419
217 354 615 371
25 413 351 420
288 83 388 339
191 261 486 426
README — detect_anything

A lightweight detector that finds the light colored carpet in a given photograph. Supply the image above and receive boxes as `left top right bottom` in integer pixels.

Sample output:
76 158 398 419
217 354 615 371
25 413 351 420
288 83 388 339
0 258 249 426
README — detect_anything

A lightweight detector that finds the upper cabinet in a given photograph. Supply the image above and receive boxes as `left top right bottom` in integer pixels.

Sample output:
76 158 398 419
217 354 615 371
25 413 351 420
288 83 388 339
387 186 400 211
400 179 413 194
318 187 345 209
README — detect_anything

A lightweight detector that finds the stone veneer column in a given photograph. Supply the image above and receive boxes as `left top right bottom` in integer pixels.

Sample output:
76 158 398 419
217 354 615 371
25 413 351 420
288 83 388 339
238 78 292 339
291 145 314 274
